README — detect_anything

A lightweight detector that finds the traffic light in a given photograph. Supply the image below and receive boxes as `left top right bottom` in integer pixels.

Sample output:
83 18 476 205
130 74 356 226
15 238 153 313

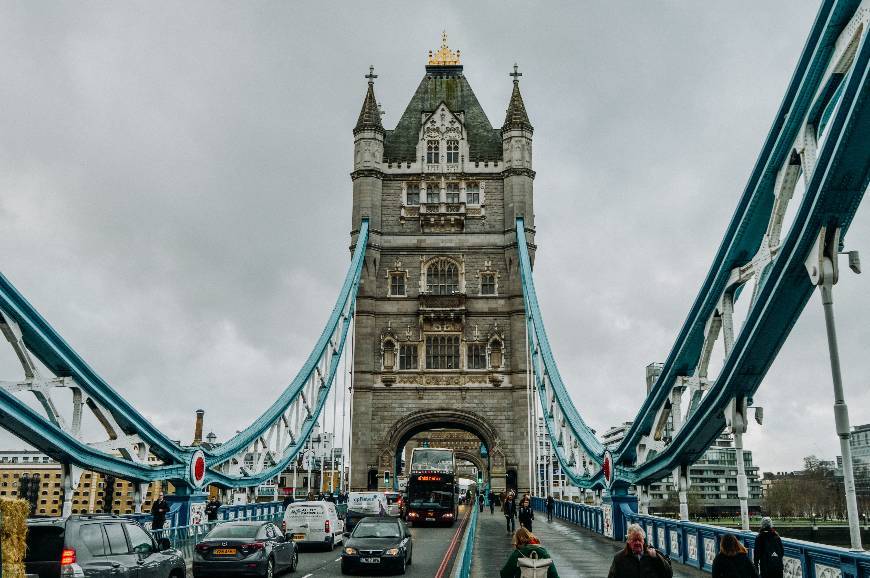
383 471 391 486
102 475 116 513
477 470 482 485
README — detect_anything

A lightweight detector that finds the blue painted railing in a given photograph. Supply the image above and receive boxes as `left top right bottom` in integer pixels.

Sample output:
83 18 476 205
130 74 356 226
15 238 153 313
533 497 870 577
452 502 479 578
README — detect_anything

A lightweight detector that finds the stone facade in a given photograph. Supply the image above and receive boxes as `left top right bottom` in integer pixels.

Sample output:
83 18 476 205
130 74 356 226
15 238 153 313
348 41 535 494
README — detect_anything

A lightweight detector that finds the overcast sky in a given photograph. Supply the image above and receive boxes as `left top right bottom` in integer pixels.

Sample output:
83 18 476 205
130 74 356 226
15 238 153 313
1 1 867 476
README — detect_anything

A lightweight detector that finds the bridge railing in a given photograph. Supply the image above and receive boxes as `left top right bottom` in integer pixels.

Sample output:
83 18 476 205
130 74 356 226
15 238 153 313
533 497 870 577
452 501 480 578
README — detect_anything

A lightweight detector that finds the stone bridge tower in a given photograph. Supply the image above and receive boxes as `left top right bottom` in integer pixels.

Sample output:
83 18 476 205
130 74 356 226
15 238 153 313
348 35 535 494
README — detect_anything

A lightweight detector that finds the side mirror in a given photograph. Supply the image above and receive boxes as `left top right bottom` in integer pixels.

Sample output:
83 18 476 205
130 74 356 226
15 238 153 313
158 537 171 551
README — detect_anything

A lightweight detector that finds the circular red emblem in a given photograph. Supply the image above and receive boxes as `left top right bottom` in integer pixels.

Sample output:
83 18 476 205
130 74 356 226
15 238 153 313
602 450 613 486
190 450 206 488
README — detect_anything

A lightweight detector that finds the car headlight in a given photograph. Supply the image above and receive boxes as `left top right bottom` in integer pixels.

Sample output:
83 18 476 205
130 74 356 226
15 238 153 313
385 548 401 556
344 547 358 556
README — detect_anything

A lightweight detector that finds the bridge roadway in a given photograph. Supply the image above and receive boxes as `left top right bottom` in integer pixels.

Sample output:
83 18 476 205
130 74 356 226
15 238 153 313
283 505 470 577
469 507 707 577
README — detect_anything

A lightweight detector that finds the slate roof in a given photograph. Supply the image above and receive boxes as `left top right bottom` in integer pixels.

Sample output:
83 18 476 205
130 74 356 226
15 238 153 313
383 65 502 162
354 80 384 134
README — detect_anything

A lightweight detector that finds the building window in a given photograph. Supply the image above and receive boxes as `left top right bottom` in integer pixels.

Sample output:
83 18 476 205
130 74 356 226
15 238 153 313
446 183 460 204
446 140 459 163
427 140 440 164
466 182 480 205
426 187 440 204
480 273 496 295
406 184 420 205
467 344 486 369
426 260 459 295
399 345 418 370
390 273 406 296
426 335 460 369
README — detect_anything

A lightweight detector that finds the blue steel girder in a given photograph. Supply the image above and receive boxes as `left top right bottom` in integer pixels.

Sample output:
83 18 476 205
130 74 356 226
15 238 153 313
0 219 369 489
517 0 869 491
618 0 870 483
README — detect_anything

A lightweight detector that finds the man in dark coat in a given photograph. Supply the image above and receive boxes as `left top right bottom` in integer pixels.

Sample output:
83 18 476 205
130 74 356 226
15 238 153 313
503 491 517 533
608 523 672 578
754 517 784 578
546 495 555 522
150 492 171 533
205 496 221 522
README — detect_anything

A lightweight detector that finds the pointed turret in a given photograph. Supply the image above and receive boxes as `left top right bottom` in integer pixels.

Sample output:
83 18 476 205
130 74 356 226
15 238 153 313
502 64 533 132
355 66 385 135
502 63 534 228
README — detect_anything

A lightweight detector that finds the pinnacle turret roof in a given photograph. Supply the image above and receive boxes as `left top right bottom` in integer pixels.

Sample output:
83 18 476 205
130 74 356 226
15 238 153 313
354 75 384 135
502 78 532 132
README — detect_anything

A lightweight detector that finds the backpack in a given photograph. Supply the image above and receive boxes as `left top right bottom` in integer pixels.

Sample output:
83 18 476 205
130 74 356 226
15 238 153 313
517 549 553 578
761 534 784 575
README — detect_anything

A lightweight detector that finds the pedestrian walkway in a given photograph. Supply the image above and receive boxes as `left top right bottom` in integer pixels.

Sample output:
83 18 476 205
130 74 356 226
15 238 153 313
470 508 707 577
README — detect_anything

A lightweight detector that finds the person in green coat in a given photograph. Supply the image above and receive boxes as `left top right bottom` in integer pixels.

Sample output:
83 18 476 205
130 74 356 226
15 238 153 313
500 527 560 578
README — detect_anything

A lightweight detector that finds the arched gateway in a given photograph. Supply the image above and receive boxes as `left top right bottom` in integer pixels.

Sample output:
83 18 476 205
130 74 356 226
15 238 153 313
348 36 536 495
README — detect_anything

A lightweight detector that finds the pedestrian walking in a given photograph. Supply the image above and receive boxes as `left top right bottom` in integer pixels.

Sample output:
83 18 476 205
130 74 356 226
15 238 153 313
205 496 221 522
150 492 171 534
478 492 485 512
608 523 672 578
518 496 535 532
545 495 555 522
489 490 496 515
712 534 757 578
503 491 517 533
499 527 559 578
754 518 784 578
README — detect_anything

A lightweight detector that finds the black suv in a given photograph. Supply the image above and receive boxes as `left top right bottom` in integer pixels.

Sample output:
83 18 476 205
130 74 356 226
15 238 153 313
25 514 186 578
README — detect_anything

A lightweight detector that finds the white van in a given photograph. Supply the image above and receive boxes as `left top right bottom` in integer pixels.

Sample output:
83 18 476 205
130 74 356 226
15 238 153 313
283 501 345 550
345 491 389 532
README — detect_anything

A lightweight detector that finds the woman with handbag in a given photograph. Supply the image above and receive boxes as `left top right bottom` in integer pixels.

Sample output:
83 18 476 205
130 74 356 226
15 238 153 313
499 528 560 578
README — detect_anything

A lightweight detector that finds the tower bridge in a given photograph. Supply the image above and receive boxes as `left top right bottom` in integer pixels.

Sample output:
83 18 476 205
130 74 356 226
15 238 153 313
1 2 870 576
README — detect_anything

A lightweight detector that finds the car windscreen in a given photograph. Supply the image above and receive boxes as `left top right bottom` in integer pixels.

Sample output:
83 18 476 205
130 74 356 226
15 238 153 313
205 524 260 539
25 525 65 561
409 484 453 509
352 522 400 539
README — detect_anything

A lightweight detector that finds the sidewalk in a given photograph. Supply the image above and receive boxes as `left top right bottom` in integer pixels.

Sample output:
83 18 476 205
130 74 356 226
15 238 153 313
470 509 706 577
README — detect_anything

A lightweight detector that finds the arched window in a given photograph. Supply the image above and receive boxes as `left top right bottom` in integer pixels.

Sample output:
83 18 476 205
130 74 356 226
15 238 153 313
427 140 440 164
446 140 459 163
426 260 459 295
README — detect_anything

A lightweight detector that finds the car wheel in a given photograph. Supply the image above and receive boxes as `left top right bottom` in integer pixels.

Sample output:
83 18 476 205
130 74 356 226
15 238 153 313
326 535 335 551
265 557 274 578
399 555 406 575
289 550 298 572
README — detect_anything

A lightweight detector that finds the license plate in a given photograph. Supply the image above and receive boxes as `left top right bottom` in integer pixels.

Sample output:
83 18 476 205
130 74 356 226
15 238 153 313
426 517 436 521
361 557 381 564
213 548 237 555
292 533 306 541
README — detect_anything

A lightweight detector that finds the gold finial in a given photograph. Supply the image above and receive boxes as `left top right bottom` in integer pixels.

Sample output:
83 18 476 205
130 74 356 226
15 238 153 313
428 31 461 66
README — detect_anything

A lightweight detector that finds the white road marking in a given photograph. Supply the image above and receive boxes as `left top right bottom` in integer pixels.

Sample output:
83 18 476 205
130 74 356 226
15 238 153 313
334 557 342 561
301 574 313 578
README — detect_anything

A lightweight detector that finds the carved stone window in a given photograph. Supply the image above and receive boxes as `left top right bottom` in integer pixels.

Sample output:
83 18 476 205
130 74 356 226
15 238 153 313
406 183 420 206
399 344 418 370
426 185 440 204
467 343 486 370
427 140 440 164
426 259 459 295
390 273 406 297
382 340 396 371
489 338 503 370
480 273 496 296
426 335 460 369
446 182 460 204
466 182 480 205
446 140 460 163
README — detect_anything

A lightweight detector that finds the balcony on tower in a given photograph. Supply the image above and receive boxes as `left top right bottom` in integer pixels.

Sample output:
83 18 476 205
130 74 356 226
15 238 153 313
418 291 466 329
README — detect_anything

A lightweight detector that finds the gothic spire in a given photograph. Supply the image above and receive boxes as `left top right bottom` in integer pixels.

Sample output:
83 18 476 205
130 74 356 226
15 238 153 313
502 63 532 132
354 65 385 135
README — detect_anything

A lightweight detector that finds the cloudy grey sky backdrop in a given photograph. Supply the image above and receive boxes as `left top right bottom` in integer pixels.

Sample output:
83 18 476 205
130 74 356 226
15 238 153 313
1 1 867 474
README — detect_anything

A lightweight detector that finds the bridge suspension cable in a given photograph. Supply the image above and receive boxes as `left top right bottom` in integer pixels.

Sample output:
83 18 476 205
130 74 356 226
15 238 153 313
0 218 369 496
